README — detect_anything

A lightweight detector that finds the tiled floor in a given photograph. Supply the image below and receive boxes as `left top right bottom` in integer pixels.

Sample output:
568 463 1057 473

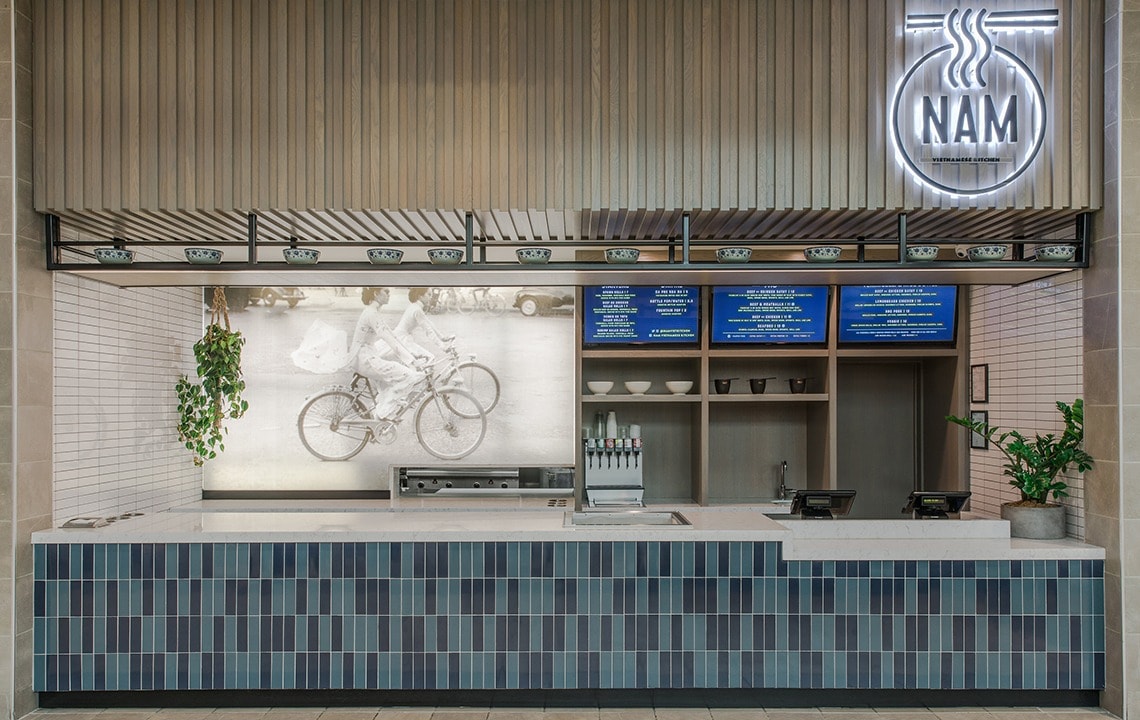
23 706 1117 720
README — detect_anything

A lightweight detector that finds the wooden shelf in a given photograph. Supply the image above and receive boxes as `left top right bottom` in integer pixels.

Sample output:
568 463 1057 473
709 347 830 358
836 347 960 358
582 394 701 403
709 393 829 403
582 348 703 359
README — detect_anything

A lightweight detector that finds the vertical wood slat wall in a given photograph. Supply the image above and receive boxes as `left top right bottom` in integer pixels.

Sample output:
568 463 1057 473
33 0 1103 215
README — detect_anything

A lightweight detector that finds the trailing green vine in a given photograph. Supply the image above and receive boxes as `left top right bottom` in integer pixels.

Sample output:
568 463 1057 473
176 287 249 466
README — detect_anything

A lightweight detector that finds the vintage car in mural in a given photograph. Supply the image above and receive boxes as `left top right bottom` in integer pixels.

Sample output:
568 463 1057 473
513 287 574 317
204 287 307 309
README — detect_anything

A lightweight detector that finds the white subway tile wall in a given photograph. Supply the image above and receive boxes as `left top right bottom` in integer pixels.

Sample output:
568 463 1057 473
52 277 202 524
968 274 1086 539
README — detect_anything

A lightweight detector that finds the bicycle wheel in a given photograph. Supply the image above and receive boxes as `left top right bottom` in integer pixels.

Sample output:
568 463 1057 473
297 390 372 461
457 292 477 315
443 361 501 414
414 387 487 460
485 293 507 317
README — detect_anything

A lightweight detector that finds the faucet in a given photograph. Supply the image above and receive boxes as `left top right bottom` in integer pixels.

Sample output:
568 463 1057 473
778 460 788 500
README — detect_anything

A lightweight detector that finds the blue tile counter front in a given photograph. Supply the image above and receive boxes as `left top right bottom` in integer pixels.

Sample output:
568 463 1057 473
33 540 1104 692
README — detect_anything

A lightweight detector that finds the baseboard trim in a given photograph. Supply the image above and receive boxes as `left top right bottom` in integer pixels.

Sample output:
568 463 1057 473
38 688 1101 709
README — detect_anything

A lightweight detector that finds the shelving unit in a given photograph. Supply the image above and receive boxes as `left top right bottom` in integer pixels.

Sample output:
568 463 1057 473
575 285 968 509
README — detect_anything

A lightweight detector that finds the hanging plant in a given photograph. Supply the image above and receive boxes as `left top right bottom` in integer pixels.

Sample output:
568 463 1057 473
176 287 249 466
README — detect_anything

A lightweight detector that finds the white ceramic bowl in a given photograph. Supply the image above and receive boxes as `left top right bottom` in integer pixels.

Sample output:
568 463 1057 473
624 380 652 395
1036 244 1076 262
665 380 694 395
967 244 1008 262
605 247 640 264
906 245 939 261
283 247 320 265
427 248 464 265
804 246 842 262
716 247 752 264
185 247 223 264
586 381 614 395
367 247 404 265
516 247 552 264
94 248 134 265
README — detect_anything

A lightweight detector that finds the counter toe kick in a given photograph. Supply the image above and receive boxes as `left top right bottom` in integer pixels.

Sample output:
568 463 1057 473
32 509 1105 701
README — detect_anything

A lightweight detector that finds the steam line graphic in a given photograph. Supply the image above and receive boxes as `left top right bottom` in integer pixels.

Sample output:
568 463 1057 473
905 8 1059 88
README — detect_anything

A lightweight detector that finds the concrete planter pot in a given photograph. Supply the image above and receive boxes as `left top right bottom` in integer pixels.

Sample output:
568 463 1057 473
1001 502 1066 539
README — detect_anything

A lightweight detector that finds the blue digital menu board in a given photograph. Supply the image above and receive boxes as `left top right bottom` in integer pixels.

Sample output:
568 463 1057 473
711 286 830 344
838 285 958 343
584 286 700 345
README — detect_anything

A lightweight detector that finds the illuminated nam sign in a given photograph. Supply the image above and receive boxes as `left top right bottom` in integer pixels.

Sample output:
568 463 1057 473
890 8 1056 197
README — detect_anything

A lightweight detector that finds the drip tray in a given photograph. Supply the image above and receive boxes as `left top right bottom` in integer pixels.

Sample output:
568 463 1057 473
565 510 691 527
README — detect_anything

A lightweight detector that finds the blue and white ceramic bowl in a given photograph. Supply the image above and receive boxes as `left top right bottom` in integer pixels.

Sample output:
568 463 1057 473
906 245 940 262
967 244 1008 262
367 247 404 265
516 247 552 264
185 247 223 264
716 247 752 263
1035 244 1076 262
803 246 842 263
283 247 320 265
94 248 134 265
427 248 464 265
604 247 640 264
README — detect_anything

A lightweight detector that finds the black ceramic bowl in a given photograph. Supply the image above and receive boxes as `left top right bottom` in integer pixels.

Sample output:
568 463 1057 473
749 377 775 394
788 377 810 394
714 378 736 394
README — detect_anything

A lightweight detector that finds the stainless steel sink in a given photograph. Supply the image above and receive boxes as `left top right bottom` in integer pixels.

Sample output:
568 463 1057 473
565 510 691 526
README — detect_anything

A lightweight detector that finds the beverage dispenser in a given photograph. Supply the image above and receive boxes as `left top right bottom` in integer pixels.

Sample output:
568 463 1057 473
582 413 644 507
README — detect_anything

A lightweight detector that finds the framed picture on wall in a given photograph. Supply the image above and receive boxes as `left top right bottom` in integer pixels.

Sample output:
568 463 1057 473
970 364 989 403
969 410 989 449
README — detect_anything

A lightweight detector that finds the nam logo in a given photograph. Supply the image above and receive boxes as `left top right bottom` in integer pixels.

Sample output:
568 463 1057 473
890 8 1057 197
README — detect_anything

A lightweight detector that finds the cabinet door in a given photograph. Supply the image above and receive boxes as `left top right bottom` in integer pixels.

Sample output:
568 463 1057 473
836 362 920 519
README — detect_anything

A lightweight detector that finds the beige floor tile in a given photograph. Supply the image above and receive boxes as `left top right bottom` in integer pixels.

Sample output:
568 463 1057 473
373 712 435 720
709 710 770 720
1039 714 1117 720
764 712 822 720
96 711 163 717
981 710 1044 715
596 711 656 720
485 713 547 720
540 712 601 720
428 713 488 720
818 709 878 715
654 710 714 719
932 713 993 720
872 711 940 717
317 712 379 720
259 713 324 720
28 714 103 720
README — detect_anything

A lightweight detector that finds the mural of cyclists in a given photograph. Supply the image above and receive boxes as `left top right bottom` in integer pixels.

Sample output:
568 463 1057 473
201 286 576 492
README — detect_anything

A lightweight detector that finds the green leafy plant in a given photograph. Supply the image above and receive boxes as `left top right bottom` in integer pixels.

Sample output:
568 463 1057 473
947 398 1093 505
176 287 249 466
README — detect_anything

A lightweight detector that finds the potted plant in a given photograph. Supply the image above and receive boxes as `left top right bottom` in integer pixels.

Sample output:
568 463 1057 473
947 398 1092 539
176 287 249 466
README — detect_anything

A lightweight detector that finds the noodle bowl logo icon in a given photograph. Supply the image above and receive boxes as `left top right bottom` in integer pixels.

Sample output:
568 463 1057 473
890 8 1057 197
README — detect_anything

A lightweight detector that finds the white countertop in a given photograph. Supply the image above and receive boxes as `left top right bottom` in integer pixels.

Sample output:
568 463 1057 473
32 505 1105 560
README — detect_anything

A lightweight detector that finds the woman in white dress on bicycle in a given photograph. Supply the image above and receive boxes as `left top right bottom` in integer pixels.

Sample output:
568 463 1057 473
350 288 424 418
394 287 455 360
